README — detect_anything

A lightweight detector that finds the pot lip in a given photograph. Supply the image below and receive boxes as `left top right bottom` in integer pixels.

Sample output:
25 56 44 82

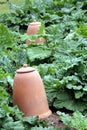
29 20 41 26
16 64 35 73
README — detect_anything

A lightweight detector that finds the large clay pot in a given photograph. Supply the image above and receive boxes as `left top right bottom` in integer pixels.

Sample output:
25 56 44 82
26 20 45 44
13 64 52 119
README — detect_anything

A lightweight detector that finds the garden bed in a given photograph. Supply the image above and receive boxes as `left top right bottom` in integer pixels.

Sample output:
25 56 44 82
0 0 87 130
45 113 66 129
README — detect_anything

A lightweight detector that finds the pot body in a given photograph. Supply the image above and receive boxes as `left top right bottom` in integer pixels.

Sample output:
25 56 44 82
13 65 52 119
26 20 45 44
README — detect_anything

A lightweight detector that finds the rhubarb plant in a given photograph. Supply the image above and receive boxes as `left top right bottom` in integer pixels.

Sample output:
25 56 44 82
57 111 87 130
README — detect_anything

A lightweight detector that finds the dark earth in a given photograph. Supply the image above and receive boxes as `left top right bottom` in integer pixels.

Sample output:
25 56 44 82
45 113 66 129
44 112 75 130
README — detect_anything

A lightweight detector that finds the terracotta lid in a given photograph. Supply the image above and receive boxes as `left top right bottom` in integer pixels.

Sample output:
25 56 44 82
29 20 41 26
16 64 35 73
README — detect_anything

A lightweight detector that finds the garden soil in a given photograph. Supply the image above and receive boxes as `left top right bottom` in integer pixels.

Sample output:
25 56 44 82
44 113 75 130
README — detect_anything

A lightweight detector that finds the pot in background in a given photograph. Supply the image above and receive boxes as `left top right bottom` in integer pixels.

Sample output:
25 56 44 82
26 20 45 44
13 64 52 119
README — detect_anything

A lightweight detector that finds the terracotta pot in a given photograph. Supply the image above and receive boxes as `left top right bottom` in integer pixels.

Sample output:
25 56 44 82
26 20 45 44
13 64 52 119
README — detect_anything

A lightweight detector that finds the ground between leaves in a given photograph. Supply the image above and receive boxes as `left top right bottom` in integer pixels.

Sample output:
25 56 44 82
44 113 74 130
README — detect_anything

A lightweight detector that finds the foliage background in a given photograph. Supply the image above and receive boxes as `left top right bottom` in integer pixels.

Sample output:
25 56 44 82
0 0 87 129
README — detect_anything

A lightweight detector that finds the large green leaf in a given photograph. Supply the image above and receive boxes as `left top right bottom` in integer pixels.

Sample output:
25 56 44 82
54 90 87 112
58 111 87 130
74 91 85 99
27 46 51 62
0 24 15 50
31 126 57 130
2 119 24 130
0 86 9 106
